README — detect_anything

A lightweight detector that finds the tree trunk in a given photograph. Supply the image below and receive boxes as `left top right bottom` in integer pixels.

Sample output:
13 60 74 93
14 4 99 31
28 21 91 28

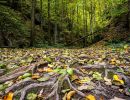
48 0 51 44
54 0 58 44
40 0 43 31
30 0 36 46
128 0 130 31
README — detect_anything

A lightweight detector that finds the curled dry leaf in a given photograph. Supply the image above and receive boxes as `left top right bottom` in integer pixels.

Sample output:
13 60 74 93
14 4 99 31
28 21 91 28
104 77 112 85
4 92 14 100
37 67 53 73
113 75 124 85
78 85 94 91
62 93 67 100
86 94 96 100
32 73 40 79
66 91 76 100
110 97 125 100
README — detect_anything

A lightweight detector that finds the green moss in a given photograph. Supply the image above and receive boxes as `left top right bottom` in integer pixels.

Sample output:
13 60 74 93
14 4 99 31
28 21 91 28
0 5 29 46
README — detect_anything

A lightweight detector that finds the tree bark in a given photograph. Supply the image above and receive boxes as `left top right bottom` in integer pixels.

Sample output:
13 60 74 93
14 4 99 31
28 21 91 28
48 0 51 44
40 0 43 31
128 0 130 31
30 0 36 46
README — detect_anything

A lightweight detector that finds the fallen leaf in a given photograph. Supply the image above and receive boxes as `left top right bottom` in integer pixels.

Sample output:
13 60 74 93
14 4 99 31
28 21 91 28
37 68 53 73
22 73 32 79
110 97 125 100
62 89 71 93
37 77 49 82
113 75 124 85
67 68 73 75
62 93 67 100
86 94 96 100
104 77 112 85
4 92 14 100
78 85 94 90
32 73 40 79
66 91 76 100
27 93 37 100
78 77 91 84
92 72 102 80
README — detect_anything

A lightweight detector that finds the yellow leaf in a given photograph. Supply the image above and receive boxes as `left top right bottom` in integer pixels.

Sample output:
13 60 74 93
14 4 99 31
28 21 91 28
113 75 124 85
67 91 76 100
43 67 53 72
78 77 91 84
37 68 53 72
86 94 96 100
32 73 40 79
4 92 14 100
113 75 120 80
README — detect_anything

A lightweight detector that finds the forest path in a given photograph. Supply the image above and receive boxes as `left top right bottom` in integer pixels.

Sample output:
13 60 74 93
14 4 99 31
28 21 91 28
0 45 130 100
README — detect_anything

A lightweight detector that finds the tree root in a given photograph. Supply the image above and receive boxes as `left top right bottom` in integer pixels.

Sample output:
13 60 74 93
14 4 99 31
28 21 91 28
5 79 36 94
0 63 36 83
18 81 55 100
73 69 85 76
65 76 86 97
44 81 58 100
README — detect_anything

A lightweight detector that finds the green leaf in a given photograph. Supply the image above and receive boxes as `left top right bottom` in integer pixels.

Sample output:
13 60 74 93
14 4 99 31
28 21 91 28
37 77 49 82
67 68 73 75
22 73 31 79
0 84 8 91
27 93 37 100
61 89 71 93
0 63 6 69
59 69 67 75
53 68 61 73
45 57 52 63
92 72 102 80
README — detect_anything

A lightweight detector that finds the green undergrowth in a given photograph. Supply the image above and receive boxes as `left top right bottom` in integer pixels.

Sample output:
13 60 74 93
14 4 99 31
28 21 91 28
0 5 29 46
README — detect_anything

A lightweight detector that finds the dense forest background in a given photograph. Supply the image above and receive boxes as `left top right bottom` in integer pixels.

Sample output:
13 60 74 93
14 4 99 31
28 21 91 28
0 0 130 47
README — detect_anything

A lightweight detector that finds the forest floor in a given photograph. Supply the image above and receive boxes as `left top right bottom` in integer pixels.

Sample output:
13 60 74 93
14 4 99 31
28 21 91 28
0 44 130 100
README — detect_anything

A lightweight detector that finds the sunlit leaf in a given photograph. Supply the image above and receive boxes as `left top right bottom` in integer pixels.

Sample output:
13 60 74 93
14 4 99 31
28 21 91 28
66 91 76 100
22 73 31 79
27 93 37 100
92 72 102 80
113 75 124 85
4 92 14 100
86 94 96 100
67 68 73 75
37 77 49 82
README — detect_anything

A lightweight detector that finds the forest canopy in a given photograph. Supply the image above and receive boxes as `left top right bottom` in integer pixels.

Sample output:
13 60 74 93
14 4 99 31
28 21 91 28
0 0 129 47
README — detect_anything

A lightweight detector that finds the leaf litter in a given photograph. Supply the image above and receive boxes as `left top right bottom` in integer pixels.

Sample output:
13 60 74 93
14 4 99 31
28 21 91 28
0 45 130 100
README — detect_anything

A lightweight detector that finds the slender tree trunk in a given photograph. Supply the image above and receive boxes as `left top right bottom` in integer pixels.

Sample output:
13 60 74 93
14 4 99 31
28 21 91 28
83 0 87 47
48 0 51 44
90 0 93 34
40 0 43 31
54 0 58 44
77 4 79 24
61 0 64 31
30 0 36 46
128 0 130 31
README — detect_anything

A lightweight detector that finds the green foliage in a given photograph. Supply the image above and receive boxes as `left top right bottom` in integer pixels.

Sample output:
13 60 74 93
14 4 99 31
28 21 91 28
0 0 129 47
0 5 29 46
